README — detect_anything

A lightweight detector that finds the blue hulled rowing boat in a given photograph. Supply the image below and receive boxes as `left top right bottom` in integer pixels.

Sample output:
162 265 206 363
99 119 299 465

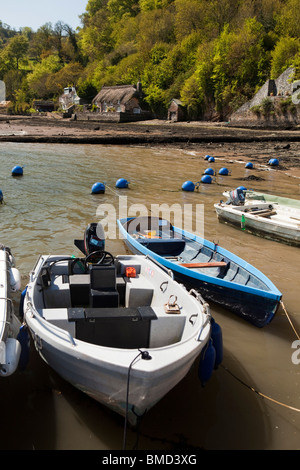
117 216 282 327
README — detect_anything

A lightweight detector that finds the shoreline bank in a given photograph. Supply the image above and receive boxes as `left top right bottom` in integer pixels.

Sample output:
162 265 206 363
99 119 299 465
0 116 299 170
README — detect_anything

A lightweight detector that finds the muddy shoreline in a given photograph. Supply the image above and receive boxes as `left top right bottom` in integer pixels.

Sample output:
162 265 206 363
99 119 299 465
1 116 300 170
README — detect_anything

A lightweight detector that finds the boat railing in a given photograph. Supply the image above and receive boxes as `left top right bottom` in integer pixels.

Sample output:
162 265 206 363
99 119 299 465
26 301 76 346
145 255 174 279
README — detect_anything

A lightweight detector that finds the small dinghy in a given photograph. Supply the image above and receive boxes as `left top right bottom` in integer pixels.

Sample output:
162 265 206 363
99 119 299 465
0 245 23 377
23 224 213 426
117 217 282 327
216 189 300 247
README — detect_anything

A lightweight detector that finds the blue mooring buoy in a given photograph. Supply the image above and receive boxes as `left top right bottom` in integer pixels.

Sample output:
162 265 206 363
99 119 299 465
204 155 211 160
12 165 23 177
245 162 253 169
92 182 105 194
218 167 230 176
208 156 215 162
116 178 129 189
201 175 212 184
204 168 215 176
268 158 279 166
182 181 195 192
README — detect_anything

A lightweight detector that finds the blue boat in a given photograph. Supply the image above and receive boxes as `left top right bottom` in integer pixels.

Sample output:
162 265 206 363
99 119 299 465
117 217 282 327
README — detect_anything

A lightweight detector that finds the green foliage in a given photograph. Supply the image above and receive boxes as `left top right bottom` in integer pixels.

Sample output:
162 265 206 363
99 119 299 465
1 0 300 118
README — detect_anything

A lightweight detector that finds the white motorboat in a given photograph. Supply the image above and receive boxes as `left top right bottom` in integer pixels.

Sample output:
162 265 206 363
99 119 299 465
215 190 300 247
0 244 23 377
23 224 214 426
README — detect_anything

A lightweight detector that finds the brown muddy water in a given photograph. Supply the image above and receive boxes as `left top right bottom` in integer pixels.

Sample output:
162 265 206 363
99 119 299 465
0 142 299 450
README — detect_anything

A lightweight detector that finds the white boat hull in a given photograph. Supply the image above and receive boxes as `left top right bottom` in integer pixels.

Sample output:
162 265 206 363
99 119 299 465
215 202 300 246
24 254 211 425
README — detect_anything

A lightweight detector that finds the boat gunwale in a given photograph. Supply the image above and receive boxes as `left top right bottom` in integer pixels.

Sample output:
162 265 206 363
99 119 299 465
25 254 211 361
118 217 282 301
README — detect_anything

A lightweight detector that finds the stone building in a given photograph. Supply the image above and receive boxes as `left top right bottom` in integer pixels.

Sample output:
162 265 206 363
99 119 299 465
167 99 187 121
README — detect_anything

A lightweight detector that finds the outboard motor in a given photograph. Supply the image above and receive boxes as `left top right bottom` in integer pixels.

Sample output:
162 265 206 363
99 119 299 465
74 223 105 255
226 188 245 206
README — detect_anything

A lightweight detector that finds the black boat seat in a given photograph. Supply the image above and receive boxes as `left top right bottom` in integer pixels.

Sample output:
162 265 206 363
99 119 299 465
68 306 157 348
89 265 119 308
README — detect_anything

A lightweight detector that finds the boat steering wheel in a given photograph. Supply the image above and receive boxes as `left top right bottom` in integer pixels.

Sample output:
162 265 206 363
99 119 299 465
84 250 115 268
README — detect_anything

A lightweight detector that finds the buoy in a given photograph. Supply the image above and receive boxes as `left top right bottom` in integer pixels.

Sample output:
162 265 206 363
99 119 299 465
208 156 215 162
182 181 195 192
211 318 223 368
245 162 253 169
0 190 3 203
198 339 216 386
116 178 129 189
201 175 212 184
237 186 247 191
91 182 105 194
218 167 230 176
204 155 211 160
268 158 279 166
12 165 23 177
204 168 215 175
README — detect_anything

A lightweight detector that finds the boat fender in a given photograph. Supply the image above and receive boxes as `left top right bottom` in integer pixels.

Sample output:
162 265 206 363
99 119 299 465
182 181 195 192
19 287 28 319
204 168 215 176
116 178 129 189
0 338 21 377
12 165 23 177
92 182 105 194
0 189 3 203
17 324 30 371
201 175 213 184
211 318 223 368
198 339 216 386
10 268 21 292
268 158 279 166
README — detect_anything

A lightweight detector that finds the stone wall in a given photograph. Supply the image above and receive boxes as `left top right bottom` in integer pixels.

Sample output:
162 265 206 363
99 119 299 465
229 67 299 128
73 111 153 123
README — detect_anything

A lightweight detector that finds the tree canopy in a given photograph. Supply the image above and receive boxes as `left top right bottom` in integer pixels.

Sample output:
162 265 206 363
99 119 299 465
0 0 299 118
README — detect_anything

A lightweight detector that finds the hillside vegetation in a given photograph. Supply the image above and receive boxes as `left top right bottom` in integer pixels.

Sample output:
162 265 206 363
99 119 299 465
0 0 299 119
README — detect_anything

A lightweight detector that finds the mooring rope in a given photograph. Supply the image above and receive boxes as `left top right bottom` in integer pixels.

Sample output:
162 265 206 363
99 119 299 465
280 300 300 341
221 301 300 414
221 364 300 413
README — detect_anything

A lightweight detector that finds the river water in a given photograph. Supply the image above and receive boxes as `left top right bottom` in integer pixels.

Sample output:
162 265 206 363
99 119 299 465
0 141 300 450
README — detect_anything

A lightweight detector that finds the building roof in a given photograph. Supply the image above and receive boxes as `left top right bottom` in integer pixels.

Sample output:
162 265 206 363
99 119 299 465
93 84 141 105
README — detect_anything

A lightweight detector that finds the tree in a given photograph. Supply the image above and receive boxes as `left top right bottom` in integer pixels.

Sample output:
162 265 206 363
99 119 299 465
2 35 29 70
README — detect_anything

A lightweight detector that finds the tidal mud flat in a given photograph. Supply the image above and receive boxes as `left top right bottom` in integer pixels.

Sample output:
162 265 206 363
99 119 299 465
0 116 300 170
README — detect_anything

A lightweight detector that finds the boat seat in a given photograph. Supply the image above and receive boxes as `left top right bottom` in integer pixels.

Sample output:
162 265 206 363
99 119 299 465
138 238 185 256
89 265 119 308
69 274 90 306
68 306 157 348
